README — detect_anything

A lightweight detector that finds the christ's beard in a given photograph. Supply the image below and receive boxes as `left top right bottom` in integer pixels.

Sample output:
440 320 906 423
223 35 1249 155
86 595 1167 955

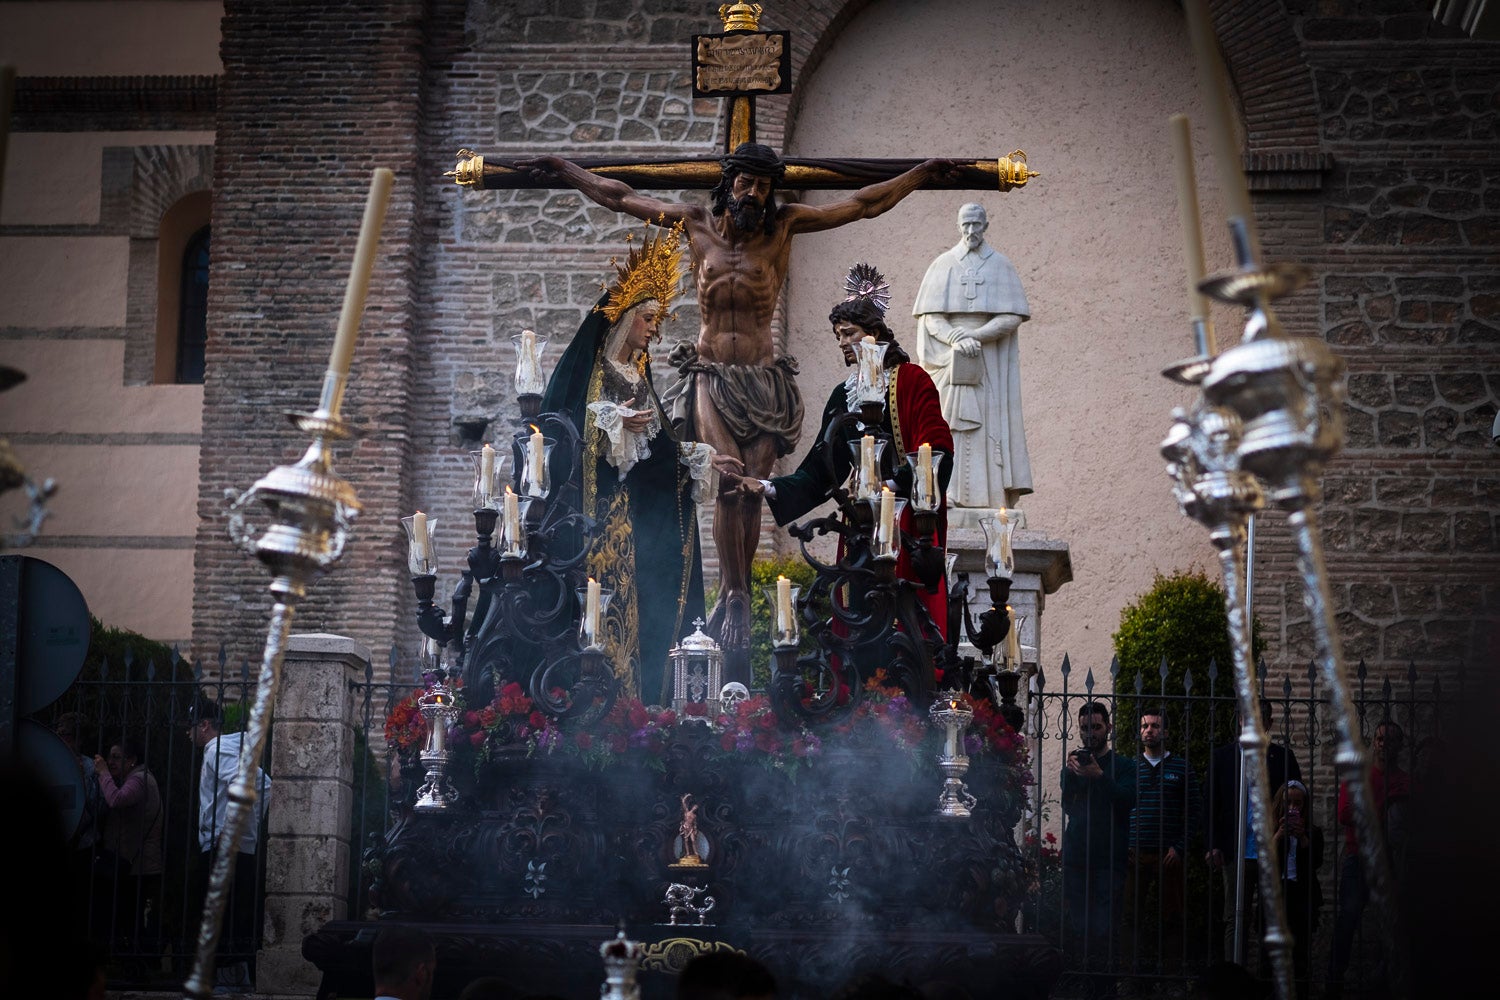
730 195 765 232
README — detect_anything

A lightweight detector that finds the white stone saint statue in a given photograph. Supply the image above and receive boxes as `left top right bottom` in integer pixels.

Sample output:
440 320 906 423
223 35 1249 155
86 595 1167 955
913 203 1033 511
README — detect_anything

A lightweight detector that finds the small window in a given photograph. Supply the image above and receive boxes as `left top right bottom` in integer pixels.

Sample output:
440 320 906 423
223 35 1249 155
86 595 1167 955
175 225 210 384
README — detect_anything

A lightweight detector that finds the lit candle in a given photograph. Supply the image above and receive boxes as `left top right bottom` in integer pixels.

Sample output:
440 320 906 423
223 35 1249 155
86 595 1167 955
480 443 496 501
502 486 520 553
1006 605 1021 666
411 510 431 568
918 442 934 506
776 574 792 637
878 486 895 552
860 335 879 394
430 712 446 753
585 577 601 644
1183 0 1259 263
860 435 876 497
515 328 541 393
943 700 959 757
326 168 396 411
528 426 545 494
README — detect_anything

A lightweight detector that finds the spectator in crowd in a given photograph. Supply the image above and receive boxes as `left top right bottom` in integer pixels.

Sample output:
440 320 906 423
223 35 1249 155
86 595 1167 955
1127 710 1202 980
188 696 271 994
677 950 778 1000
1059 700 1136 997
53 712 109 937
372 925 436 1000
1205 699 1302 964
1327 718 1411 997
92 737 163 954
1268 780 1322 996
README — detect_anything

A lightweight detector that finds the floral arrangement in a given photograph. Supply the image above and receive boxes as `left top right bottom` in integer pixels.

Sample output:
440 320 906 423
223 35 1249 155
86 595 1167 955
385 671 1028 782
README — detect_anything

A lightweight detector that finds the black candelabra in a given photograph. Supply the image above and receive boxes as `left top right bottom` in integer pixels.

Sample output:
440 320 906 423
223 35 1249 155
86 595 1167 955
407 407 616 725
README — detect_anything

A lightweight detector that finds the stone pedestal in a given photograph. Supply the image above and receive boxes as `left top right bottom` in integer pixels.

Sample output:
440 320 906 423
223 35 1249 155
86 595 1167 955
256 633 372 996
945 520 1072 671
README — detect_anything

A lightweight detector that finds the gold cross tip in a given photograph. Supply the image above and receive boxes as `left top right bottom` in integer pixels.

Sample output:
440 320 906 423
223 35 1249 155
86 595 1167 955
719 2 763 32
998 150 1040 190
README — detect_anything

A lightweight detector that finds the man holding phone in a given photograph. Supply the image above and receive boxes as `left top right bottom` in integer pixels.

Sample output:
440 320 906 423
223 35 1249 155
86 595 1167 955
1060 701 1137 996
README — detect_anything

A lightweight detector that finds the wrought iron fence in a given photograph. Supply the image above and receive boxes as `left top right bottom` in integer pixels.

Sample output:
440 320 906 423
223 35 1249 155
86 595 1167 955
1022 654 1461 997
35 647 272 990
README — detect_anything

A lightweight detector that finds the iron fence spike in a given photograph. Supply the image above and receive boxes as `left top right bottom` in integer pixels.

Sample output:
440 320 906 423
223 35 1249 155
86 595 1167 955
1357 658 1368 681
1085 669 1095 692
1109 654 1120 678
1207 656 1218 681
1158 654 1169 680
1060 653 1072 677
1406 659 1417 685
1183 670 1194 694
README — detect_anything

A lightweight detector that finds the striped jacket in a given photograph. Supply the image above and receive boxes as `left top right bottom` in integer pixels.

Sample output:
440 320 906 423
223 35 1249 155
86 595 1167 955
1129 752 1202 854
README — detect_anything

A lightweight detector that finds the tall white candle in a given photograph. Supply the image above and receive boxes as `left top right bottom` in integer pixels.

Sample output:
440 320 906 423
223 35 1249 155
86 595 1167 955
503 487 520 552
1169 114 1212 332
430 712 446 753
412 510 431 567
918 442 934 505
943 699 959 757
776 574 792 635
998 507 1014 576
878 486 895 550
528 427 545 493
480 443 496 500
516 328 541 393
860 435 876 496
585 577 601 643
1183 0 1259 262
329 169 396 384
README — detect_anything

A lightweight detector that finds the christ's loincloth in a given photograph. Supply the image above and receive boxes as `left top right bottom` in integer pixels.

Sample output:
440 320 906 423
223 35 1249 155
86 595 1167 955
662 350 804 458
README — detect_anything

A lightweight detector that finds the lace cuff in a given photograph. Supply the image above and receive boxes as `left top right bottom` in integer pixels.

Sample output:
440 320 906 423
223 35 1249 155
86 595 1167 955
678 441 720 507
588 401 655 478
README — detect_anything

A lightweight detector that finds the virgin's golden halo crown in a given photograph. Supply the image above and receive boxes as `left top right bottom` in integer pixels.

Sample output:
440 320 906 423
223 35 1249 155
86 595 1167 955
598 217 688 324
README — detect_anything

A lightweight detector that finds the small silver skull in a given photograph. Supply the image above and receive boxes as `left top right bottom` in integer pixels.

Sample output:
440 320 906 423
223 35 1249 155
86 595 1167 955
719 682 750 714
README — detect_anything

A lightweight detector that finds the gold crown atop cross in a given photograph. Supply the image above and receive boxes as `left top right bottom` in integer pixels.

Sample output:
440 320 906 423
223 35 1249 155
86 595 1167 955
718 3 763 32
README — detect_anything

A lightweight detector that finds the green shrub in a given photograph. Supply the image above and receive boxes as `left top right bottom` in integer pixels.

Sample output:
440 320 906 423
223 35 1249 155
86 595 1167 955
1111 567 1264 753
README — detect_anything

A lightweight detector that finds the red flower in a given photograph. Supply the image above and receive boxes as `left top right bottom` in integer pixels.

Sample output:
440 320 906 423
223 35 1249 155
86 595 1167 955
575 731 593 750
469 731 485 747
754 730 779 753
756 712 776 731
683 702 707 717
463 711 480 728
628 704 650 729
656 709 678 727
720 733 737 752
608 735 627 754
529 711 547 729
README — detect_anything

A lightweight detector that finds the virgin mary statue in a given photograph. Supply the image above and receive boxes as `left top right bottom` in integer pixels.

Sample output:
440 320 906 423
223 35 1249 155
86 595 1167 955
541 221 706 705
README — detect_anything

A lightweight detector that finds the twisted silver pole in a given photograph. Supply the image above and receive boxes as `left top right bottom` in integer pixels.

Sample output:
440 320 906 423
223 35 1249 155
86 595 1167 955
1161 407 1293 999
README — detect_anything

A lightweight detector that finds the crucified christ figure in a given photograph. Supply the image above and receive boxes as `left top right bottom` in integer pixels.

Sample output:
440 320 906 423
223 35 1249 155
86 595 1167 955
519 143 958 669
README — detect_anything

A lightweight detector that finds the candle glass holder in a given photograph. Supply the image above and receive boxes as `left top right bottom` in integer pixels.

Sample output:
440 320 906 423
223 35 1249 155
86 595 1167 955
928 692 977 819
868 496 906 560
498 494 533 559
519 435 557 499
847 437 888 502
511 331 550 397
904 450 940 512
471 450 508 510
852 338 889 406
978 512 1016 580
400 515 439 576
762 583 803 648
575 584 616 651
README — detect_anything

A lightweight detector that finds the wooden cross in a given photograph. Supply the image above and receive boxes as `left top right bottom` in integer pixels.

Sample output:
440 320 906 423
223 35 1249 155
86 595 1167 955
447 3 1039 197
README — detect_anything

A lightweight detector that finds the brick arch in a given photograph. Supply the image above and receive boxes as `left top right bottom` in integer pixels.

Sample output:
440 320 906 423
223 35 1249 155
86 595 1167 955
779 0 1322 159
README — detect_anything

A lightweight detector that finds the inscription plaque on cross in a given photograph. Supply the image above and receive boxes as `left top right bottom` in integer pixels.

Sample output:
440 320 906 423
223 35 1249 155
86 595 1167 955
444 2 1040 687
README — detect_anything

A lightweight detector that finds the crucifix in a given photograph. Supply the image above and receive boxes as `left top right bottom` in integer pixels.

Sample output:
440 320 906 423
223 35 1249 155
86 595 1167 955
445 2 1039 685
